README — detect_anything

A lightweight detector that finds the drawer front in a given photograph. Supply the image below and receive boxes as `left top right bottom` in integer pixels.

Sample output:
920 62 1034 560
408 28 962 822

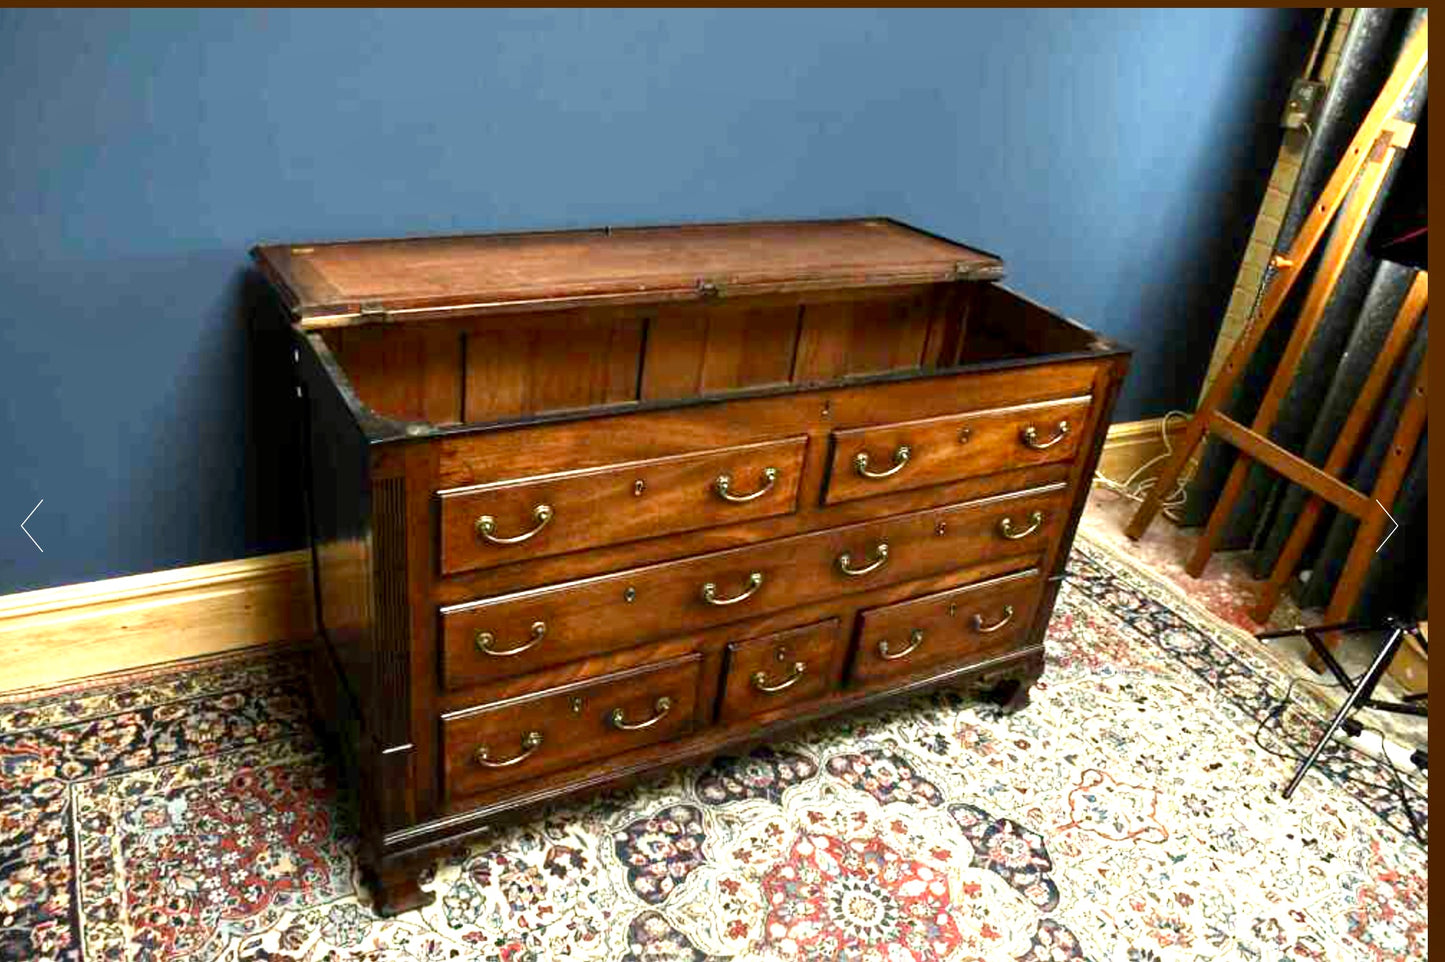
439 436 807 574
441 485 1067 690
441 654 702 799
718 619 842 723
824 395 1092 505
851 568 1044 685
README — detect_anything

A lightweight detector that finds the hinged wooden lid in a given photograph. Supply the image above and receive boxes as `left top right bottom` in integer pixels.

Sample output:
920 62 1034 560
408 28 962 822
252 218 1004 328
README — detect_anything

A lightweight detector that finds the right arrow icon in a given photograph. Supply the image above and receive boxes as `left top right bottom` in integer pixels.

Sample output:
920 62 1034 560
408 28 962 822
1375 499 1399 553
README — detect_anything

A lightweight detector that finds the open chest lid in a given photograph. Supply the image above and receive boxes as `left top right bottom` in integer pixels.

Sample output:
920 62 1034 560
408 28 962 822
251 217 1005 329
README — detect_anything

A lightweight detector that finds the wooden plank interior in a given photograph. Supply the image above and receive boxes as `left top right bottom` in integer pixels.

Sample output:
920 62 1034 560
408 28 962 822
324 325 464 424
969 284 1102 356
792 288 939 382
462 309 643 422
920 283 975 368
316 277 1110 430
639 301 802 400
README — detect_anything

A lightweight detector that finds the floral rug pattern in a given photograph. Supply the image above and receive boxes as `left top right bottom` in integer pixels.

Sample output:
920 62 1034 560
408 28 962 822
0 535 1427 962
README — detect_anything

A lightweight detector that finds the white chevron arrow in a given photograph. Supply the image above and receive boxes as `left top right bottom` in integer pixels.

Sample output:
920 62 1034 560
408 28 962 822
20 499 43 552
1375 499 1398 553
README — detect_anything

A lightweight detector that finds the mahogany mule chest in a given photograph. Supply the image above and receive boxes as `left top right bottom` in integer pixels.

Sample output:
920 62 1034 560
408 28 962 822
252 218 1129 915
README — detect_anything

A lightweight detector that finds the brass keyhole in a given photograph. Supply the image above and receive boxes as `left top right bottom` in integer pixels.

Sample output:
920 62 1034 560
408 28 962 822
624 586 637 603
633 479 646 496
958 427 973 443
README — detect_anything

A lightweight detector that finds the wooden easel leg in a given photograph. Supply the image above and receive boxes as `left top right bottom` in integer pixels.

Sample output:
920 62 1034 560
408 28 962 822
1184 132 1396 577
1250 273 1427 621
1310 366 1428 668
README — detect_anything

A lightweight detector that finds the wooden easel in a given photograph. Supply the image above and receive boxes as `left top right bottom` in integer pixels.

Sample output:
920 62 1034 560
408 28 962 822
1126 22 1428 642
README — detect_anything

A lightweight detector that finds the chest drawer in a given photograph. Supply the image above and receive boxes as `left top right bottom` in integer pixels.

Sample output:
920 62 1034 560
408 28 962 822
850 567 1044 685
823 395 1091 505
441 654 702 800
718 619 843 723
441 485 1067 690
439 436 807 574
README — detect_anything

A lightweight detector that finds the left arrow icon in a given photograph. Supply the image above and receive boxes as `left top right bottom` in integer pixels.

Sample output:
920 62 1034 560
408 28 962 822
21 499 44 552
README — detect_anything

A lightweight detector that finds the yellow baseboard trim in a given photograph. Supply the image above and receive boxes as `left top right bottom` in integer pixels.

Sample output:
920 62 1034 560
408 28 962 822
1098 415 1187 485
0 550 314 693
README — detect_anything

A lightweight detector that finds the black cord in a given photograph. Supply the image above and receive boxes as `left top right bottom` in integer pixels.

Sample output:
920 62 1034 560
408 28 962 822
1369 722 1428 847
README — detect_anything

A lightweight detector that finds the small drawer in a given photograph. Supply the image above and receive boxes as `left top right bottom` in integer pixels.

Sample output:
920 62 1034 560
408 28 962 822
441 485 1067 691
718 619 842 724
823 395 1092 505
441 654 702 800
850 568 1043 685
439 436 807 574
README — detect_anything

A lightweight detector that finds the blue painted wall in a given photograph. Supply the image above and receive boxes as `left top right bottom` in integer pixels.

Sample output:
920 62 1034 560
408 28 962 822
0 8 1312 593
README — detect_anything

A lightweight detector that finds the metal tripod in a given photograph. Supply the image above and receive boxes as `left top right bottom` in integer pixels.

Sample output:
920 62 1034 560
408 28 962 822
1256 616 1427 803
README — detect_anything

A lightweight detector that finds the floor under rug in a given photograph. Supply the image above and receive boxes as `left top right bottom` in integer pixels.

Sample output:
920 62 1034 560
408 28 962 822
0 536 1427 962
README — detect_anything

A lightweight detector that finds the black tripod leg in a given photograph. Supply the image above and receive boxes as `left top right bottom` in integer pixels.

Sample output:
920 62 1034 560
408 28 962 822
1282 627 1404 800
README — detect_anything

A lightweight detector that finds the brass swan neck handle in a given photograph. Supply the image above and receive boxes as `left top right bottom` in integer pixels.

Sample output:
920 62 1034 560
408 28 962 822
715 466 780 503
476 504 554 545
854 444 911 479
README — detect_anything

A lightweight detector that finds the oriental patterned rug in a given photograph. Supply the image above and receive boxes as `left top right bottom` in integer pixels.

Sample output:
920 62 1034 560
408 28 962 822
0 535 1427 962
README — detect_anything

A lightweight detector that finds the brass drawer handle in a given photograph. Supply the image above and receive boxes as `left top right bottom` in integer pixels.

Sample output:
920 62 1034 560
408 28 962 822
611 696 673 731
1021 420 1070 450
854 444 911 479
878 628 924 661
715 466 779 503
837 542 889 577
971 605 1016 633
997 511 1044 540
475 621 546 657
474 730 543 768
752 661 806 693
476 504 553 545
701 572 764 606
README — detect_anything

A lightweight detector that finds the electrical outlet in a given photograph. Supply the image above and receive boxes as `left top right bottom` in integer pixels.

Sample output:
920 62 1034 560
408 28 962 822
1282 78 1325 131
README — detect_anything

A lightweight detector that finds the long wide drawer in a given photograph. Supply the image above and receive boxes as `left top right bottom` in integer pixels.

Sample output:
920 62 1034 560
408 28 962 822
438 436 807 574
441 654 703 800
824 395 1091 504
441 484 1068 690
850 567 1044 685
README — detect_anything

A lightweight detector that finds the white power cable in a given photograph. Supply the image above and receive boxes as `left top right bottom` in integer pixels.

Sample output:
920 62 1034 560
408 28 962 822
1092 410 1194 521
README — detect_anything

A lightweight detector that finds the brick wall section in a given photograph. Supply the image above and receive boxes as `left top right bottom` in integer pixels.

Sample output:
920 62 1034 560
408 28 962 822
1198 9 1356 399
